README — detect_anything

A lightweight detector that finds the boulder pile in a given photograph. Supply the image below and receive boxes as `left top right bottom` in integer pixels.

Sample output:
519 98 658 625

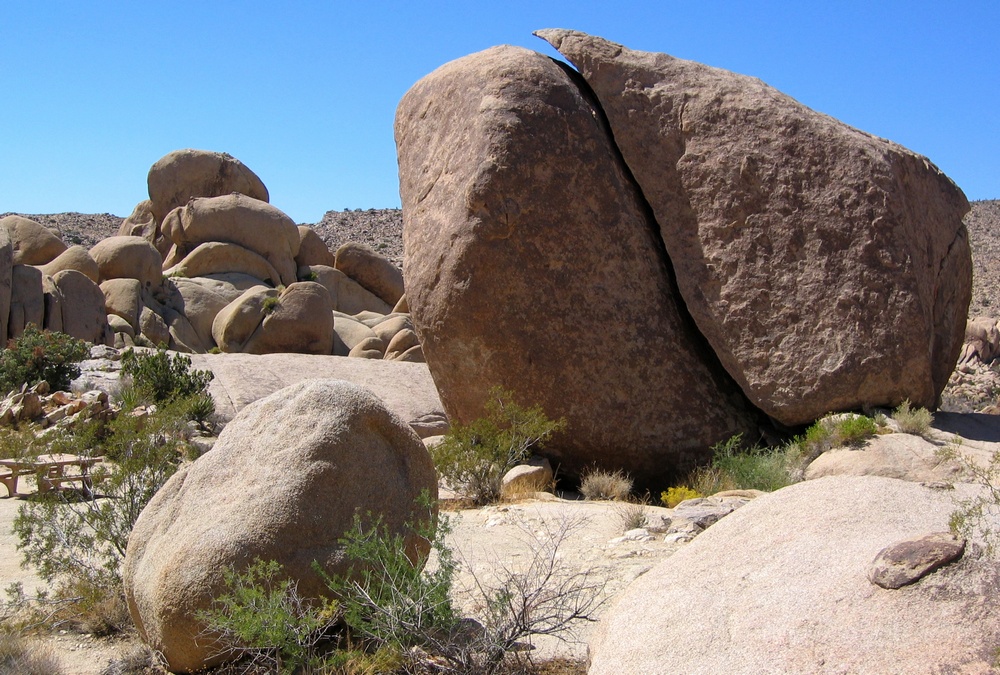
395 30 972 485
2 149 420 365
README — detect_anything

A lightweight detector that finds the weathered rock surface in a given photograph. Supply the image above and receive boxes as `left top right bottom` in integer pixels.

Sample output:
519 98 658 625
186 352 448 437
146 149 269 225
164 240 283 285
0 215 67 265
37 245 99 282
588 476 1000 675
7 265 44 338
334 242 405 307
242 281 334 355
537 29 972 426
211 286 276 353
162 194 300 287
89 236 163 288
395 44 755 485
869 532 966 590
295 225 337 268
0 228 12 341
52 269 112 346
123 379 437 673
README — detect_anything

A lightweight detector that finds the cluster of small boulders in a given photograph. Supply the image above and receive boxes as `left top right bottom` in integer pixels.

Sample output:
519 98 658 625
0 149 423 363
0 380 111 430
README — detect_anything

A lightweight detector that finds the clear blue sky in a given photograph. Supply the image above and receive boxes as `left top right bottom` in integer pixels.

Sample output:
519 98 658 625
2 1 996 223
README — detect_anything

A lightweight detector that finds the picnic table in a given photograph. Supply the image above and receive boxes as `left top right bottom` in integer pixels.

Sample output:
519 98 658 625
0 454 104 498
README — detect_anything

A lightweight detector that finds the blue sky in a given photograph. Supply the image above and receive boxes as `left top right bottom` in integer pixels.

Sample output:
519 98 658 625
1 1 997 223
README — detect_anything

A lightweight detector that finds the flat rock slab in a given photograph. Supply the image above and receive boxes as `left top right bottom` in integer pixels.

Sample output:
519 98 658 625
187 352 448 437
869 532 966 589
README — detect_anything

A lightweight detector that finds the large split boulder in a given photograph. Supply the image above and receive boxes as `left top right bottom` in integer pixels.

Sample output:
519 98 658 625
334 242 405 307
537 29 972 426
0 227 11 340
162 193 300 287
147 149 269 224
123 379 438 673
51 269 112 345
395 45 755 485
588 476 1000 674
37 245 100 283
8 265 44 338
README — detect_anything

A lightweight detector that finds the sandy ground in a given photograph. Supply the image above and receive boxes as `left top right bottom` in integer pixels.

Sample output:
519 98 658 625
0 487 684 673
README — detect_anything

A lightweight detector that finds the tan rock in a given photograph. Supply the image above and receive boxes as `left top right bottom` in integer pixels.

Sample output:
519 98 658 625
146 149 269 224
123 380 437 673
295 226 336 268
162 193 299 287
336 270 392 316
119 199 171 259
0 215 67 265
107 314 134 338
297 264 339 308
139 305 170 348
41 275 63 333
100 278 142 332
384 328 420 361
7 265 43 339
89 236 163 288
348 336 385 359
170 279 232 349
333 313 380 357
178 273 268 303
243 282 335 355
392 293 409 314
538 29 972 425
211 286 276 353
394 344 425 363
370 314 414 344
395 44 755 486
52 269 112 345
164 241 282 286
959 316 1000 365
335 242 405 306
37 245 99 283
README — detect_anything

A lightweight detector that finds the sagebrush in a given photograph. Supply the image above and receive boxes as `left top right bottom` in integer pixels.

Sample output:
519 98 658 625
0 326 89 395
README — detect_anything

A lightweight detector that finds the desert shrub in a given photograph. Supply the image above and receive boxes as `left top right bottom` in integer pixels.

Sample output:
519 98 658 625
661 486 702 508
0 632 64 675
120 347 213 406
0 326 90 395
99 641 163 675
198 559 338 674
893 400 933 436
262 296 281 315
431 388 565 506
688 434 799 494
830 414 878 446
612 501 648 532
578 469 632 501
938 439 1000 553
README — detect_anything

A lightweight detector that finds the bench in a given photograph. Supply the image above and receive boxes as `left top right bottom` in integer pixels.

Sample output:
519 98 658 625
0 466 36 498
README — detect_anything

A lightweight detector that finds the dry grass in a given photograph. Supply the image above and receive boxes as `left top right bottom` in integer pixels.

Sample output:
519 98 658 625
501 471 554 502
612 501 648 532
0 632 64 675
578 469 632 501
893 400 933 436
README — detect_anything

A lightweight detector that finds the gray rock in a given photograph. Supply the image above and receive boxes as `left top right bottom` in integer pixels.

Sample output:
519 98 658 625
869 532 966 589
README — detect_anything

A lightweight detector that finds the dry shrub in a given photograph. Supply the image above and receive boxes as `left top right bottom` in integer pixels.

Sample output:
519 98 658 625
612 501 648 532
99 641 164 675
500 471 554 503
578 469 632 501
0 632 64 675
893 400 933 436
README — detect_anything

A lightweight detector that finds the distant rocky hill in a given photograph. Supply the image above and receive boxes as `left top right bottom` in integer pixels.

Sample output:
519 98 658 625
0 208 405 268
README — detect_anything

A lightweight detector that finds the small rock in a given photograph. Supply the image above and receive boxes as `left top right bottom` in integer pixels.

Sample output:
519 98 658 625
869 532 966 589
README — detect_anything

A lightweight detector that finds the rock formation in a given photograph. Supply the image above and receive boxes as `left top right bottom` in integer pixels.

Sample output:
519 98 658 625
395 30 972 480
535 29 971 425
123 379 438 673
395 45 756 485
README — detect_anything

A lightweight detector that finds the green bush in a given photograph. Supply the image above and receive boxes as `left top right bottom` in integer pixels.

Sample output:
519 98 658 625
831 414 878 446
198 559 337 674
262 296 281 315
120 347 213 405
0 326 90 394
430 388 565 506
688 434 799 494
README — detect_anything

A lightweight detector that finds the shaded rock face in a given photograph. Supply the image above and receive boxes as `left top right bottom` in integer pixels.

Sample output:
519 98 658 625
123 379 438 673
395 45 756 485
536 29 972 426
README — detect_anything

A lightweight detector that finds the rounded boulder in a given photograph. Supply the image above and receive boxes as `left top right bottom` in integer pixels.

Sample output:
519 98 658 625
123 379 437 673
147 149 269 224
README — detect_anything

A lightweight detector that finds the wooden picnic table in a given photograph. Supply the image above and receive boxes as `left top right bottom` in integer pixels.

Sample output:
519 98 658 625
0 454 104 498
